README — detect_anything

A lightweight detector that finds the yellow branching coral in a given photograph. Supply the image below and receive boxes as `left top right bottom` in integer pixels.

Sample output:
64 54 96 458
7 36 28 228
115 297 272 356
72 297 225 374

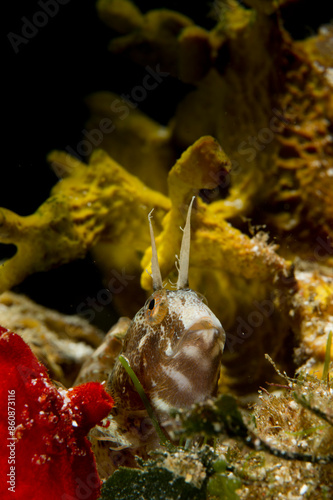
0 149 170 295
95 0 333 263
141 135 291 291
85 92 175 194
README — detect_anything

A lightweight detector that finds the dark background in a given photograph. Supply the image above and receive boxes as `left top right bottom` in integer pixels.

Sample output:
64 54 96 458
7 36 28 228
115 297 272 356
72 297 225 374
2 0 333 328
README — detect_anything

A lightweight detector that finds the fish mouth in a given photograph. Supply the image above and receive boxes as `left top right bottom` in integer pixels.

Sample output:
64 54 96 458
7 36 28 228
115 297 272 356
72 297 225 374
173 318 226 358
186 319 226 349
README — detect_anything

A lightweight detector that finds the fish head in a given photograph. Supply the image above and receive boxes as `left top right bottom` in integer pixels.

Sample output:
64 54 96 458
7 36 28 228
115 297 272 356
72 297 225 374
110 287 225 413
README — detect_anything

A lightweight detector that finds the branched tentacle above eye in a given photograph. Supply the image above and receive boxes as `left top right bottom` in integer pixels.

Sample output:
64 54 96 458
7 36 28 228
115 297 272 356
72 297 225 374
148 209 163 290
177 196 195 290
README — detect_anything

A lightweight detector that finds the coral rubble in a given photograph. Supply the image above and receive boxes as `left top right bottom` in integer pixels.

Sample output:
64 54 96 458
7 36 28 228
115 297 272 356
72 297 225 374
0 291 104 386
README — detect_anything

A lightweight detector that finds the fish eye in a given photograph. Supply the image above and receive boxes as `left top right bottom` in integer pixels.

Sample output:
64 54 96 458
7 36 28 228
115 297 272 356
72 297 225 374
145 291 168 324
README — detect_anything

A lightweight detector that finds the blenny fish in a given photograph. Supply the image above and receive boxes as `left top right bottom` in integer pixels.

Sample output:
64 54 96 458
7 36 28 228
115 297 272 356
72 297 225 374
77 198 225 476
